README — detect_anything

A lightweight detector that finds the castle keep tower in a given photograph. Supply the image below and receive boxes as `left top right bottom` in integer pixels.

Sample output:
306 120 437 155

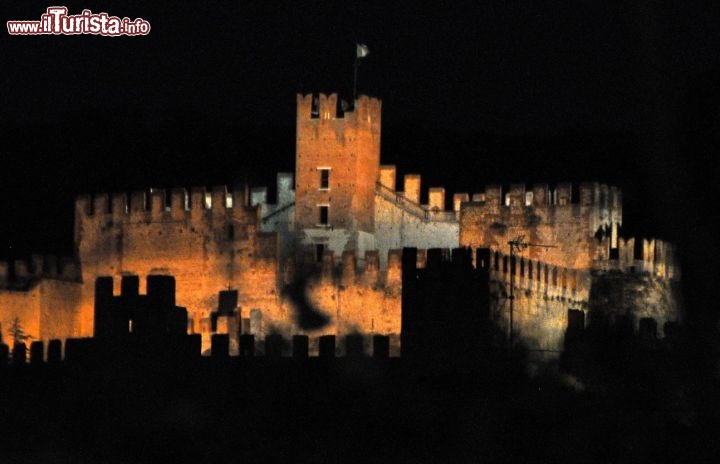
294 93 381 258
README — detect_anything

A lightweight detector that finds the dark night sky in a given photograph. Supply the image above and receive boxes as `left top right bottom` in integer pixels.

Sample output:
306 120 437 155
2 2 720 317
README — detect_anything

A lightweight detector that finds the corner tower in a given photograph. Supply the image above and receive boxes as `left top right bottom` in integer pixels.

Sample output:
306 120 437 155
294 93 381 255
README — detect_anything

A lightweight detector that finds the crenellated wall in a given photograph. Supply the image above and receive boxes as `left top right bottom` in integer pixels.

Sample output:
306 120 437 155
1 254 80 284
459 182 622 270
608 237 680 280
75 185 280 338
301 249 402 339
485 233 681 351
0 332 399 365
374 165 460 267
74 197 406 353
485 248 592 350
0 255 82 344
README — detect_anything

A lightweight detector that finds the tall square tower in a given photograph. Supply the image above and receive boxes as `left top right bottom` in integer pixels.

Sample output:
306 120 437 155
294 93 382 235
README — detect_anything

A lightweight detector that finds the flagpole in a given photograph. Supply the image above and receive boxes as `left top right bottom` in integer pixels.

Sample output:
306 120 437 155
354 44 369 103
353 58 359 102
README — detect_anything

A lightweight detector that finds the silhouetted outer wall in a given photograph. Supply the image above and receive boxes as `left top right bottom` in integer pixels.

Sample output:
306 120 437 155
401 247 490 362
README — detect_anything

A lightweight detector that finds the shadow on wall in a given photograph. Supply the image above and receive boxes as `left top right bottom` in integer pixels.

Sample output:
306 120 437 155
281 272 330 331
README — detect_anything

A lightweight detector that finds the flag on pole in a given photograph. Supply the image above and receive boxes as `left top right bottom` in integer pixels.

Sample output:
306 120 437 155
356 43 370 59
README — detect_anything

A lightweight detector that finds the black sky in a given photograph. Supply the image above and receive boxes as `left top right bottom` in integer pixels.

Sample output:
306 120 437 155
1 1 719 318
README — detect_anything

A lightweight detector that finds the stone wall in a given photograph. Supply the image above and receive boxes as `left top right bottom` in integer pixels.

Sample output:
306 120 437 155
0 256 81 344
460 182 621 269
588 270 682 336
302 249 401 333
251 172 296 264
374 165 460 268
75 186 280 338
486 237 681 351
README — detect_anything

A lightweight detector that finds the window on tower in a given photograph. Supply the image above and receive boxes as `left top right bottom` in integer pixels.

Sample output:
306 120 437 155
319 168 330 190
318 205 329 225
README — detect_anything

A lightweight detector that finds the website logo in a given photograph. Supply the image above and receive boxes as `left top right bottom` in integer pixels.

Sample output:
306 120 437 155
7 7 151 36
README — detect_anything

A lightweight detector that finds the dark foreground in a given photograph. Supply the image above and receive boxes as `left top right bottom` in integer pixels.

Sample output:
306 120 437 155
1 343 718 464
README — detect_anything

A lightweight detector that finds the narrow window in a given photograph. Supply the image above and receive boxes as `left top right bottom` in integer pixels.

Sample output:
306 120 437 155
164 189 172 212
311 97 320 118
316 244 325 262
319 168 330 189
319 205 329 225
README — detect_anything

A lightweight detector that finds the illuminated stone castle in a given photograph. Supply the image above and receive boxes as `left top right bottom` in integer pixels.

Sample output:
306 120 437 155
0 93 681 354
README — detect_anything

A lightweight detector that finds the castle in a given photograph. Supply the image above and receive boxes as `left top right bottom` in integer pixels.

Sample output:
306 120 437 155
0 93 682 355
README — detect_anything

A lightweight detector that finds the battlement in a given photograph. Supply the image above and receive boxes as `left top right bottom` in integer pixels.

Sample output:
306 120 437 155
296 93 382 126
487 248 591 304
94 275 188 340
375 165 458 222
0 331 401 366
304 248 403 288
484 234 680 309
75 185 263 237
459 182 625 269
95 274 178 301
305 246 494 287
400 247 492 274
461 182 622 215
251 172 294 206
76 185 257 218
0 254 79 286
606 237 680 280
250 173 296 221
